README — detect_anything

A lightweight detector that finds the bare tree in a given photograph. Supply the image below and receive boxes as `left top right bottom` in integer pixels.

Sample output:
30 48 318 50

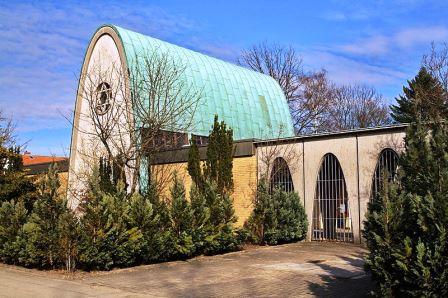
71 48 201 197
0 109 15 148
239 42 391 134
423 42 448 91
238 42 303 101
328 85 391 131
294 70 335 133
239 43 358 134
239 43 336 134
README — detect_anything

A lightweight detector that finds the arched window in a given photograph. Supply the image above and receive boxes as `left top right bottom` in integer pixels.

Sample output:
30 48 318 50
269 157 294 192
371 148 399 199
312 153 353 242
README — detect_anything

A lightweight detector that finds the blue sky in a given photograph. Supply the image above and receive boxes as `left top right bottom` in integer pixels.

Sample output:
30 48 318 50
1 0 448 156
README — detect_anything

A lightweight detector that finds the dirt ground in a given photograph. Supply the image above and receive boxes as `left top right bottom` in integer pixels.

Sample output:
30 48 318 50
0 241 372 297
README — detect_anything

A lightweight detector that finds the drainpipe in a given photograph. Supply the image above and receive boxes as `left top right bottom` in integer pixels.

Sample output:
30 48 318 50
356 135 361 244
302 141 306 209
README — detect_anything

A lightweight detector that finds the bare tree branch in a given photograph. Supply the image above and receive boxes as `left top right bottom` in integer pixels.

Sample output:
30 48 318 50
423 42 448 92
329 85 391 131
0 109 16 148
239 42 391 134
71 47 202 195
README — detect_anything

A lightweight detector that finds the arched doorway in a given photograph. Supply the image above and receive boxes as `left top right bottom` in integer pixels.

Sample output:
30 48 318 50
312 154 353 242
371 148 399 199
269 157 294 193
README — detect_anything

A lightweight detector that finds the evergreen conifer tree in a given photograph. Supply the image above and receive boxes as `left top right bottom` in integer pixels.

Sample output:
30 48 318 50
128 190 167 264
21 164 69 268
0 198 28 264
204 115 234 195
272 188 307 244
78 170 142 270
58 209 79 271
169 174 194 258
364 119 448 295
140 182 179 262
187 139 203 190
391 67 448 123
244 178 275 243
189 184 210 254
0 146 36 211
200 181 239 254
245 178 308 245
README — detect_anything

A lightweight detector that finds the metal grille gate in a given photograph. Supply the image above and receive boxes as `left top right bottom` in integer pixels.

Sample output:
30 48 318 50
270 157 294 192
312 154 353 242
371 149 399 199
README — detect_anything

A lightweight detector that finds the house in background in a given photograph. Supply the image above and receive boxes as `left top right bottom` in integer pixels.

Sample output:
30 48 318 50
22 152 69 192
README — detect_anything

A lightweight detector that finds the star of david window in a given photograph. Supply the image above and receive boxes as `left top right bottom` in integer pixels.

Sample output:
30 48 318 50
95 82 112 115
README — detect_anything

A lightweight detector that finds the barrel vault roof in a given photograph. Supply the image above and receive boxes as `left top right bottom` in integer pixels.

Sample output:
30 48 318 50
104 25 294 140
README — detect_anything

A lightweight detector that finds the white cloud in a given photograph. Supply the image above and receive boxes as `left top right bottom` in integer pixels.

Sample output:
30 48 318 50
0 1 247 154
0 1 202 133
183 36 241 62
395 27 448 47
337 26 448 57
321 11 347 21
339 36 389 56
302 49 407 87
322 0 446 22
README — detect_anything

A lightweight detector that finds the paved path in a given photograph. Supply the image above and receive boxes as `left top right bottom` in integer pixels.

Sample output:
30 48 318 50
0 242 372 297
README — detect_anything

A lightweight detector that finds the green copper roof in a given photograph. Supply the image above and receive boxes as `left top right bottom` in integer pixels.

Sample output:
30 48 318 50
107 25 294 140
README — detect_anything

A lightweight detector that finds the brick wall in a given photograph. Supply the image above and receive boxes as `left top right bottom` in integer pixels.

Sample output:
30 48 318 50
152 155 257 227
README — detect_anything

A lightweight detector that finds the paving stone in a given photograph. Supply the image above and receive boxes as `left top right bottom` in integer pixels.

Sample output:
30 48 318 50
0 242 372 297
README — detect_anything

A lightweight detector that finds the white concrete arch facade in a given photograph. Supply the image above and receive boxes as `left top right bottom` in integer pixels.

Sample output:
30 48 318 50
256 125 406 243
68 27 133 209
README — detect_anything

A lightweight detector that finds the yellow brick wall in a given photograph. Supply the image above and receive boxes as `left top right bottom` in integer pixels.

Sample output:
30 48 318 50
152 155 257 227
232 156 257 226
30 171 69 198
58 172 69 197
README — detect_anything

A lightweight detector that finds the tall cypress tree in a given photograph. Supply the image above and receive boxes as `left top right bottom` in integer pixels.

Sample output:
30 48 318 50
187 139 203 190
391 67 448 123
204 115 234 195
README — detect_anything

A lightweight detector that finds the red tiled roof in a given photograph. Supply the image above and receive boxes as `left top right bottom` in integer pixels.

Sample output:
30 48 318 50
22 154 68 166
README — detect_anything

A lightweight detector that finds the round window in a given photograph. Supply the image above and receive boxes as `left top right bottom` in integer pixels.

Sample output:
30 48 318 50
95 82 111 115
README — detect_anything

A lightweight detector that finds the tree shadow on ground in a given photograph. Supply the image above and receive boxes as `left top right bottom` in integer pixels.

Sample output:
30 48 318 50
307 254 374 297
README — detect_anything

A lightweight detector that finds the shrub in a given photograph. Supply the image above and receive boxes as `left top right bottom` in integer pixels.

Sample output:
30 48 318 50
58 209 79 271
200 182 241 255
0 146 37 211
245 179 308 245
0 164 78 269
1 159 244 271
20 164 69 268
77 171 142 271
0 199 28 264
169 174 194 259
190 184 210 253
128 190 158 264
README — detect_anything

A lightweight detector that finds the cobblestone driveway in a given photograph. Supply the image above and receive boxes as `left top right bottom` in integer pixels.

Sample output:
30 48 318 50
0 242 372 297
